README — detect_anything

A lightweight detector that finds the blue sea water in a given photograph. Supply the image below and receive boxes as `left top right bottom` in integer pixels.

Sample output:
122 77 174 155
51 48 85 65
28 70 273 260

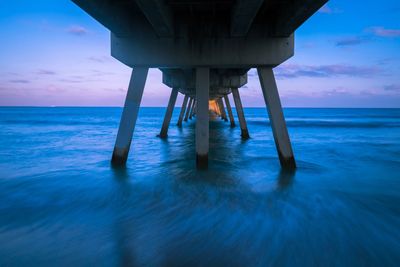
0 107 399 266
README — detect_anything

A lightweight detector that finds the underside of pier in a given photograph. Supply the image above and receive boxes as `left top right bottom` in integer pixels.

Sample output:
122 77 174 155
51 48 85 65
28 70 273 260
72 0 328 169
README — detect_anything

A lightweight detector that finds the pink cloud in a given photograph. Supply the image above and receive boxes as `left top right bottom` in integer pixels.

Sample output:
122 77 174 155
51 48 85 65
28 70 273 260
367 27 400 37
274 64 381 79
66 25 88 36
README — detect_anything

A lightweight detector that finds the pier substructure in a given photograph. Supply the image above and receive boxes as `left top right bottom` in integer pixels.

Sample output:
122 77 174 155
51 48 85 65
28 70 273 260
195 68 209 169
159 88 178 138
218 98 228 121
258 67 296 169
231 88 250 139
111 68 148 166
177 94 189 127
184 97 193 122
73 0 327 169
224 95 235 127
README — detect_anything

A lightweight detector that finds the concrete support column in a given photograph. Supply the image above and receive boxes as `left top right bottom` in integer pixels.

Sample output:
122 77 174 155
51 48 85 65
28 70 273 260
189 100 196 119
159 87 178 138
224 95 235 127
112 67 148 166
195 68 209 169
231 88 250 139
177 94 189 127
257 67 296 169
218 98 228 121
184 97 193 122
217 101 222 117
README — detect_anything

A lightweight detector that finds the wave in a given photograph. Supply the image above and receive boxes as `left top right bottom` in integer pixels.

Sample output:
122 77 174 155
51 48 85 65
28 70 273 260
0 119 118 126
249 119 400 128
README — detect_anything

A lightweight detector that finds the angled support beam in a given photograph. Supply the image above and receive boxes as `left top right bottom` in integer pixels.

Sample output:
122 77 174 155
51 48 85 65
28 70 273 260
218 98 228 122
189 100 196 119
231 88 250 139
177 94 189 127
159 87 178 138
196 68 209 169
231 0 264 37
112 67 148 166
257 67 296 169
224 95 235 127
135 0 174 37
274 0 328 36
184 97 193 122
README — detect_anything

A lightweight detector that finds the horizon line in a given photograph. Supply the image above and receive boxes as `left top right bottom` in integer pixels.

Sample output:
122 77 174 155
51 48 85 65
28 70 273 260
0 105 399 109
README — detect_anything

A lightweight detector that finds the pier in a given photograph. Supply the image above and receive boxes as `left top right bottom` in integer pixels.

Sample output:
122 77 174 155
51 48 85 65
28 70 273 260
72 0 327 169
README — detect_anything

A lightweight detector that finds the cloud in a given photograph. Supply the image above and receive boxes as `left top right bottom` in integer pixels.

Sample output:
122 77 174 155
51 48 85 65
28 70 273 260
367 27 400 38
66 25 88 36
275 64 381 79
335 36 369 47
87 56 112 63
9 79 30 84
36 69 56 75
384 84 400 91
318 4 341 14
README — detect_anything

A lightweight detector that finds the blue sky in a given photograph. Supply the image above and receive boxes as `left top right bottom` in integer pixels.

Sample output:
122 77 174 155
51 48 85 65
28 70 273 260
0 0 399 107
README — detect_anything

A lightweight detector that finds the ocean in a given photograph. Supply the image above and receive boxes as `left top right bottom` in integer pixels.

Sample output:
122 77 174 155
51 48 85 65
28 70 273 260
0 107 399 266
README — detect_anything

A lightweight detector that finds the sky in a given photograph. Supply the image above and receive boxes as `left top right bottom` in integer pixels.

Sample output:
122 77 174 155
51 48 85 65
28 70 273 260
0 0 399 107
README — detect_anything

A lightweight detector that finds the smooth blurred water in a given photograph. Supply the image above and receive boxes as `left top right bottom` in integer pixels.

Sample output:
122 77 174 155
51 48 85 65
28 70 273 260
0 107 399 267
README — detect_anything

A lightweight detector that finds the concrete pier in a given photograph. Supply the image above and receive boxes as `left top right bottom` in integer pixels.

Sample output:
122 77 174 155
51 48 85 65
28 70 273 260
177 94 188 127
111 68 148 166
195 68 209 169
184 97 193 122
189 100 196 119
218 98 228 122
74 0 326 168
258 67 296 169
159 88 178 138
231 88 250 139
224 95 235 127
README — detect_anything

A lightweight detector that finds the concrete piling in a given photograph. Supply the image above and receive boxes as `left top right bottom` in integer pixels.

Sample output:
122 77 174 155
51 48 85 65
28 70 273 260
184 97 193 122
159 87 178 138
195 68 209 169
177 94 189 127
111 67 148 166
231 88 250 139
257 67 296 169
218 98 228 121
189 100 196 119
224 95 235 127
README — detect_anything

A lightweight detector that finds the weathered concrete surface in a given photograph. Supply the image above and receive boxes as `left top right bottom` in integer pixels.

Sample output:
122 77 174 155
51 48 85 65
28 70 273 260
162 69 245 101
159 88 178 138
224 95 235 127
195 68 209 169
112 34 293 68
72 0 326 38
135 0 174 37
112 67 148 166
231 0 264 37
177 94 189 127
258 67 296 169
231 88 250 139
